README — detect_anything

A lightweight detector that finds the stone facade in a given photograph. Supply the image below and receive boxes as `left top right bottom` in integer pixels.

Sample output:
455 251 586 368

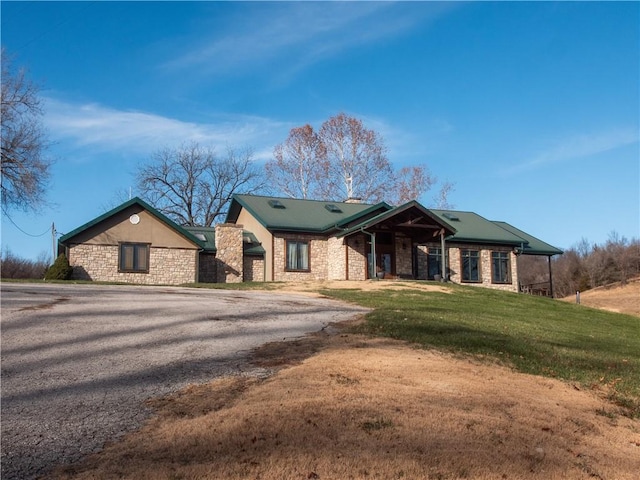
346 235 367 280
327 236 347 280
394 234 413 278
67 243 198 285
414 243 518 291
198 253 217 283
272 233 328 282
215 223 244 283
243 256 264 282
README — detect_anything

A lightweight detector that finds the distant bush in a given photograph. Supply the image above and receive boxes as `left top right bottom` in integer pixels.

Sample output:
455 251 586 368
44 253 73 281
1 249 50 279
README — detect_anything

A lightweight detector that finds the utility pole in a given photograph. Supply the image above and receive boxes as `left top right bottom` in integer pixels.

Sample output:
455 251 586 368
51 222 56 262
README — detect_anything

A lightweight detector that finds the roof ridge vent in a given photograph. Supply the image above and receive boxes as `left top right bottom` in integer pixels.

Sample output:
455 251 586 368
268 199 286 209
325 204 343 213
442 212 460 221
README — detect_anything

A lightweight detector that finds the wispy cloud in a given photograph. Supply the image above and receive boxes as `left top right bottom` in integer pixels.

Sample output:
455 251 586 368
44 98 288 161
162 2 456 82
505 128 639 175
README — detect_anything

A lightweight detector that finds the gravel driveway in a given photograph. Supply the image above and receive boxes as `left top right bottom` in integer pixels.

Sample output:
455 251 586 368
0 283 367 480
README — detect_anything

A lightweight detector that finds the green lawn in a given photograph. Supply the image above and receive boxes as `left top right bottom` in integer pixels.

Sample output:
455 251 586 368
320 283 640 418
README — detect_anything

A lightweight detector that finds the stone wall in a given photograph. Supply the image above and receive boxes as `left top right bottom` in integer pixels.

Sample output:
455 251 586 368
272 234 328 282
243 256 264 282
327 236 347 280
198 253 217 283
215 223 244 283
67 243 198 285
347 235 367 280
394 235 413 278
414 243 518 291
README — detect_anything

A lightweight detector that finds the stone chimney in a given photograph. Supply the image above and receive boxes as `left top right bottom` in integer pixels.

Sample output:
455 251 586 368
215 223 244 283
344 197 362 204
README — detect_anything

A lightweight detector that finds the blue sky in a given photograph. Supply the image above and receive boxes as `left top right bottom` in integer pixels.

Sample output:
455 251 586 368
2 1 638 262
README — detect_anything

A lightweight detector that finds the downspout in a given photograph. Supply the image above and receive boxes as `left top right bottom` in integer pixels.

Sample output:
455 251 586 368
360 228 376 279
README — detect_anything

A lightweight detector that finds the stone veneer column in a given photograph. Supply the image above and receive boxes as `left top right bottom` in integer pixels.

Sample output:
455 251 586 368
215 223 244 283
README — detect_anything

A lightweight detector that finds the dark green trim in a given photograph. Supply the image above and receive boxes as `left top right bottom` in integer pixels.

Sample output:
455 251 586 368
59 197 205 249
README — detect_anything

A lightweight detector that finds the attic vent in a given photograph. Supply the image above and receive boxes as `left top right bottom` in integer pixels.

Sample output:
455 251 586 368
268 199 286 209
325 204 343 213
194 233 207 241
443 212 460 221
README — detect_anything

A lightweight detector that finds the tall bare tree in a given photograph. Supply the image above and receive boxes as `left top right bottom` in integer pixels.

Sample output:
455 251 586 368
267 113 454 206
265 125 326 199
390 165 436 206
318 113 392 203
1 48 51 212
136 142 264 226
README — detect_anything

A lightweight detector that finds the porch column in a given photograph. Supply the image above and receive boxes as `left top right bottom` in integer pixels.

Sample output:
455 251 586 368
440 229 447 281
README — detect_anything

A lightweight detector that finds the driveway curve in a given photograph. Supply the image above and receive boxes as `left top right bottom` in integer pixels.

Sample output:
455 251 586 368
0 283 367 480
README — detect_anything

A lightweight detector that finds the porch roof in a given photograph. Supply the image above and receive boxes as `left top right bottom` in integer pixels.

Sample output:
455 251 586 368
336 201 457 241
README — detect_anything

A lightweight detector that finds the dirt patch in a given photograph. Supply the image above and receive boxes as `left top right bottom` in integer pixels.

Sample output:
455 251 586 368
267 279 453 298
18 296 70 312
52 321 640 480
560 278 640 317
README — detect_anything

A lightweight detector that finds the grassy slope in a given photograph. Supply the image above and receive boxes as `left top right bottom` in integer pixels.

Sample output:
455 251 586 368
321 283 640 417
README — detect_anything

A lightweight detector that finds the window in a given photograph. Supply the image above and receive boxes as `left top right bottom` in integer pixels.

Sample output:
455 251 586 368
461 249 480 282
119 243 149 273
285 240 309 271
428 247 443 279
492 251 511 284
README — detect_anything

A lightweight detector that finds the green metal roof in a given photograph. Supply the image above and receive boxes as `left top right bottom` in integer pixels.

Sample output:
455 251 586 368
242 230 265 256
431 209 563 256
227 194 392 233
184 226 216 252
59 197 206 249
431 209 527 246
492 221 563 256
337 200 456 238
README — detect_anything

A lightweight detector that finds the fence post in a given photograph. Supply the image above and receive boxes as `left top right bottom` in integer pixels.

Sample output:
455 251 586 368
576 291 580 305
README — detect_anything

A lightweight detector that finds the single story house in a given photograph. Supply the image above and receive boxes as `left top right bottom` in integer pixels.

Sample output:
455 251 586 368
58 194 562 293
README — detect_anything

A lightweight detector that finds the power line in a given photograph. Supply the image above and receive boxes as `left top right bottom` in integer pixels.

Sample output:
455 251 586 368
1 209 52 238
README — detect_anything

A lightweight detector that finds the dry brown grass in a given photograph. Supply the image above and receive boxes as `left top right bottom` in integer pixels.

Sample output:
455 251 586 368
52 319 640 480
269 279 453 298
560 277 640 317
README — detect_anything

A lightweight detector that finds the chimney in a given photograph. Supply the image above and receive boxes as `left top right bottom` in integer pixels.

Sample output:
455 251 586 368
345 197 362 204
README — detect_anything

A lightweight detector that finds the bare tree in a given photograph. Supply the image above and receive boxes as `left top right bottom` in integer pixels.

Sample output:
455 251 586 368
390 165 436 206
136 142 265 227
318 113 392 203
433 180 455 209
265 125 326 199
1 48 51 212
268 113 454 205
